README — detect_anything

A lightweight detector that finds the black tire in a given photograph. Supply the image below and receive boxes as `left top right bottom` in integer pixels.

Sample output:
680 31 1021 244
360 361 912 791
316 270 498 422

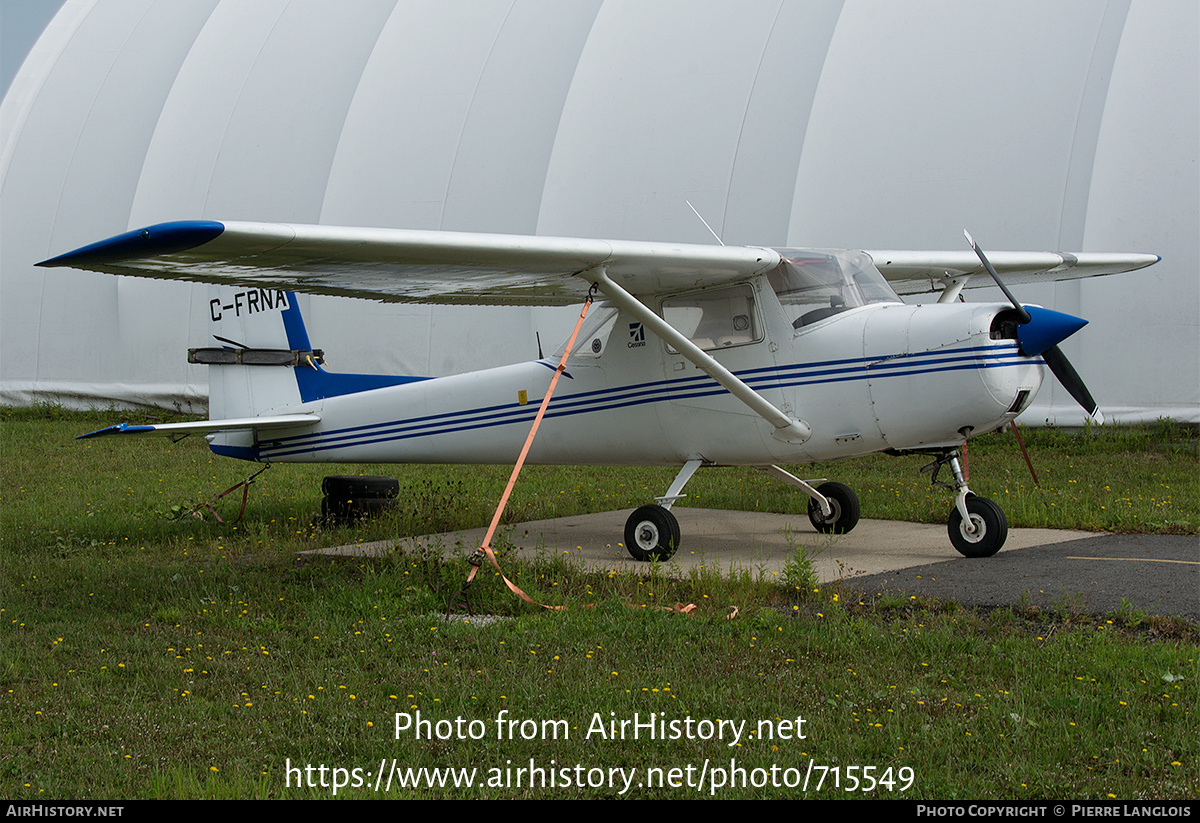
948 495 1008 557
623 505 680 561
322 494 396 525
322 475 399 499
807 481 860 534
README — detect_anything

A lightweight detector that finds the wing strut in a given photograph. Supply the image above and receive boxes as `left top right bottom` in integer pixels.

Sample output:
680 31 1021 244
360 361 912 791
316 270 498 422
586 267 811 444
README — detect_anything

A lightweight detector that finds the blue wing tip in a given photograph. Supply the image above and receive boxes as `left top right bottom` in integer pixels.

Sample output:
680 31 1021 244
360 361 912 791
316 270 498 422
39 220 226 268
77 423 156 439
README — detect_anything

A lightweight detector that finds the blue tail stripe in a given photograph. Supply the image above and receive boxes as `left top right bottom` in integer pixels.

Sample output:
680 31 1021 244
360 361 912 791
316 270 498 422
279 291 427 402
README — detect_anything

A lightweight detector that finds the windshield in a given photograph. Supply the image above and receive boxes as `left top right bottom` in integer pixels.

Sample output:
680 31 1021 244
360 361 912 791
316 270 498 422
768 250 900 328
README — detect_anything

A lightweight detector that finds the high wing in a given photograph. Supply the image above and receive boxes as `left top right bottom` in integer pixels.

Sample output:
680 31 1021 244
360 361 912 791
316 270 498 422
38 220 1159 303
866 249 1160 295
37 220 781 305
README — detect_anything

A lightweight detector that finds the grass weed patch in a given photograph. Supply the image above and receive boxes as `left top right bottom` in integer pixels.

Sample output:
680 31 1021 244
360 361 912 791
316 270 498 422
3 542 1196 799
2 410 1196 798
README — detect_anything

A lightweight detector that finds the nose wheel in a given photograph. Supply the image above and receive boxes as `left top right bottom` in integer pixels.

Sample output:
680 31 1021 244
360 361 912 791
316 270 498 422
947 495 1007 557
922 449 1010 557
624 505 680 561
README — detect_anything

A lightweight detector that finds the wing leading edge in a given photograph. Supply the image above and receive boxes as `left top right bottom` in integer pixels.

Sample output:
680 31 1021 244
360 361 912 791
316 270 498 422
38 220 1158 303
866 249 1160 295
38 220 781 305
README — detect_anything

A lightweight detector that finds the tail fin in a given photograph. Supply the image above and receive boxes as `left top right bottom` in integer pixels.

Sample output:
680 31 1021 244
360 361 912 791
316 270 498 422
201 287 424 419
201 286 307 419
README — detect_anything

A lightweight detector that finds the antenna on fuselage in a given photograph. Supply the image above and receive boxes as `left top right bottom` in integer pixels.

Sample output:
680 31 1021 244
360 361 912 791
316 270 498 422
686 200 725 246
213 334 250 350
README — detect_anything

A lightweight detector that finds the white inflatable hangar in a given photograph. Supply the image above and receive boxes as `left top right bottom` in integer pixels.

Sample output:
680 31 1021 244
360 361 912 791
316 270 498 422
1 0 1196 425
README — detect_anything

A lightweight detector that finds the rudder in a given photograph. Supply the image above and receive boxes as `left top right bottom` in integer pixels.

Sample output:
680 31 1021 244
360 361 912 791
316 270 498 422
200 286 309 419
198 286 426 420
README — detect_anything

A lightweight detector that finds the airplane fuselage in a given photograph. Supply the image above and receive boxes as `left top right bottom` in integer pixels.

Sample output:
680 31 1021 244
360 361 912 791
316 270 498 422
208 278 1042 468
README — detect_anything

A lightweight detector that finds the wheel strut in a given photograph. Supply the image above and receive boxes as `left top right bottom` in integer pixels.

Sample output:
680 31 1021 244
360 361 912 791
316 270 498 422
623 459 702 561
758 465 860 535
921 449 977 535
920 448 1008 557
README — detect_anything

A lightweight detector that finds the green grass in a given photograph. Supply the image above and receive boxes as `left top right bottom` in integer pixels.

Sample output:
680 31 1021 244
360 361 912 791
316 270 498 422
3 408 1196 549
1 408 1197 799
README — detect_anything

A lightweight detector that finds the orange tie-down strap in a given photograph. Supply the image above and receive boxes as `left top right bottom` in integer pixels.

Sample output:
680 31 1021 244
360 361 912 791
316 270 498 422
448 294 726 618
458 295 593 610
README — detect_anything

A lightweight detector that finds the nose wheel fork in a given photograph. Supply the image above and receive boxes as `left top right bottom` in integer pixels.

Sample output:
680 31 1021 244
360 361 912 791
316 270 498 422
922 449 1008 557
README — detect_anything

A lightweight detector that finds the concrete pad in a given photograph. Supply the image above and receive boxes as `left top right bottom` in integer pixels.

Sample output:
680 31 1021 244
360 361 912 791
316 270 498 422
304 507 1095 583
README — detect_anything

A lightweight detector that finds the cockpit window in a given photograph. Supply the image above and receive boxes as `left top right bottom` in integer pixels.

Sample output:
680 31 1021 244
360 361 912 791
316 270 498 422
768 250 900 329
661 284 761 352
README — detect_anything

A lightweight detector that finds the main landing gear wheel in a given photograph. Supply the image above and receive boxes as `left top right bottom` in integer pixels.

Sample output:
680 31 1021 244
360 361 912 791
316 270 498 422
624 505 680 561
807 481 860 535
948 495 1008 558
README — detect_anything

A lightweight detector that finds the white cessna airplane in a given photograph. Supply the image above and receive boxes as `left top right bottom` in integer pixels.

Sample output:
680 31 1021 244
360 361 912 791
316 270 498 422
39 221 1158 560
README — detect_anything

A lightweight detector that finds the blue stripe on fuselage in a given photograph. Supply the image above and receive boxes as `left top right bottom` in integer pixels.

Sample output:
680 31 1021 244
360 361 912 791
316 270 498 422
252 342 1028 459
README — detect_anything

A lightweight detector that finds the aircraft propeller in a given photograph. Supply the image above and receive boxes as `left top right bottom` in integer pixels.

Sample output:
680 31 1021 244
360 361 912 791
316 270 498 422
964 231 1103 424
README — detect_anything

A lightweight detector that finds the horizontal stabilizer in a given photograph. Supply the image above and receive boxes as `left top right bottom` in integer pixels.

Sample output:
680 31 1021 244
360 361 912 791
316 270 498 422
77 414 321 440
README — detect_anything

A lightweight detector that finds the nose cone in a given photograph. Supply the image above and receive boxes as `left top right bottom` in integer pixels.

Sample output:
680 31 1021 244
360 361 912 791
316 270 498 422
1017 305 1088 357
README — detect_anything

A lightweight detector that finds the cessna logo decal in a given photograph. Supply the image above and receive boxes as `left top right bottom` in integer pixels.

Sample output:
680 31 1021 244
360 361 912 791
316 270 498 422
628 322 646 349
210 289 289 322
